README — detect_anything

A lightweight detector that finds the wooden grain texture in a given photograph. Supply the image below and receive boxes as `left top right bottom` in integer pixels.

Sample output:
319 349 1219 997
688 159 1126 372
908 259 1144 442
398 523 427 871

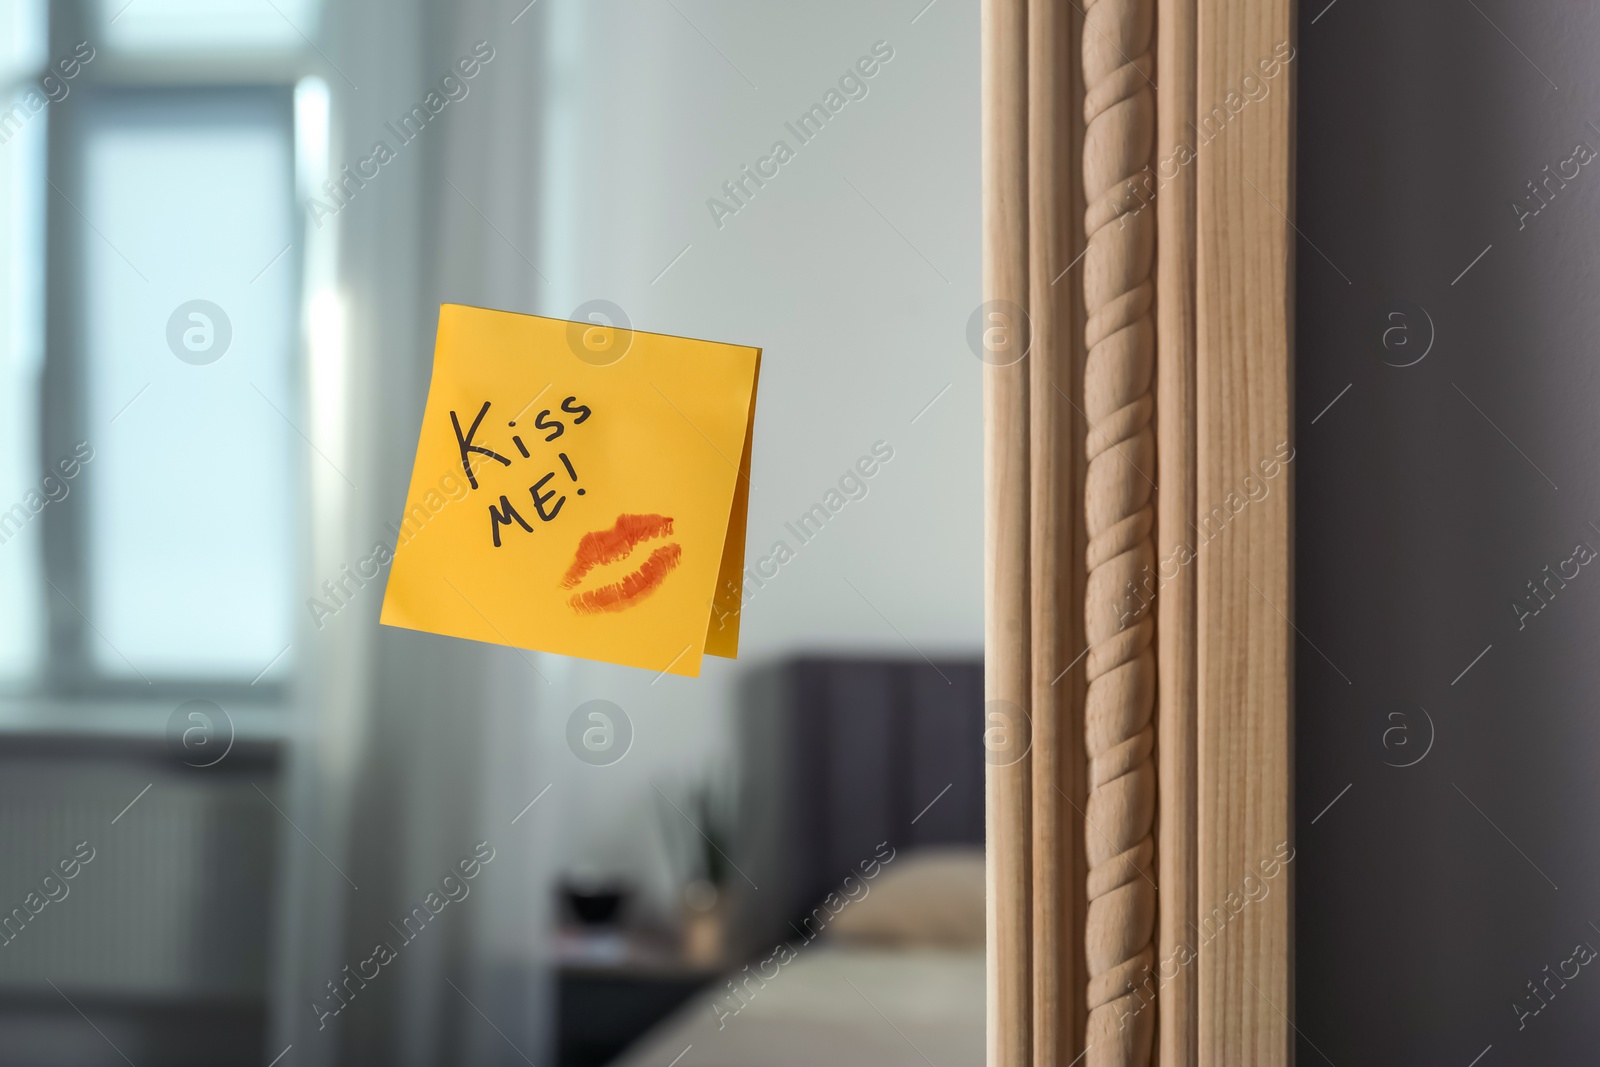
1155 0 1198 1064
983 0 1032 1064
1027 0 1086 1061
1080 0 1157 1061
1193 0 1294 1061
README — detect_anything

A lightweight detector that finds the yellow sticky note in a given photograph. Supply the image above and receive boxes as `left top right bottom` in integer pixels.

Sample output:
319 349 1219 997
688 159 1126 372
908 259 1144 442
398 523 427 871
379 304 760 677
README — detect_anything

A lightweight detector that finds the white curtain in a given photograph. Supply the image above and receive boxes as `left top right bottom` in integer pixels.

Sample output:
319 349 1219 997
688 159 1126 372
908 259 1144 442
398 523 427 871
271 1 556 1063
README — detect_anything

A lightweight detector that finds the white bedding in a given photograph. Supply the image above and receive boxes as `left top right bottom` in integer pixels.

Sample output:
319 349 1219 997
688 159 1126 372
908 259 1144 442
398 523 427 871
612 945 984 1067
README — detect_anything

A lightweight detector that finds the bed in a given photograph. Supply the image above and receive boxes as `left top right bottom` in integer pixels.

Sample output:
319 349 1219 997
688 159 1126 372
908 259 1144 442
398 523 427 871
610 943 983 1067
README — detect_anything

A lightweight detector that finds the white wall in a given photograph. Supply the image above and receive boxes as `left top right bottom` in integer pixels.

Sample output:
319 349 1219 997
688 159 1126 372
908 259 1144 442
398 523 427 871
524 0 983 919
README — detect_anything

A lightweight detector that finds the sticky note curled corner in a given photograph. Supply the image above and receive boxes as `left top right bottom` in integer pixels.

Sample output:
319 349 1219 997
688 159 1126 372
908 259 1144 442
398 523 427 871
379 304 760 678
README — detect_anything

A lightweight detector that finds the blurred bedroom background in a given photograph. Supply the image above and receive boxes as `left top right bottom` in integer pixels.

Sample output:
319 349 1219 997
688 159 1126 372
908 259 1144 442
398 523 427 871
0 1 983 1064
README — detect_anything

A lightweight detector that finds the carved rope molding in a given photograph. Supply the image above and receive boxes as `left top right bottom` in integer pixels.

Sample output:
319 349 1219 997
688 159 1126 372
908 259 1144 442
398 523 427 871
1082 0 1157 1062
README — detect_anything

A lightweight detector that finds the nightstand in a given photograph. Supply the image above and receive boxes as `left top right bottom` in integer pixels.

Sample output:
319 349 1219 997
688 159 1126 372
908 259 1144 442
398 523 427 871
555 930 721 1066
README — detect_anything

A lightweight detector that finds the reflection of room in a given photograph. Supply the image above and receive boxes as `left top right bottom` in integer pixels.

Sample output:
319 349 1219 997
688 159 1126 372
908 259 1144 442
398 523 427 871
0 1 980 1064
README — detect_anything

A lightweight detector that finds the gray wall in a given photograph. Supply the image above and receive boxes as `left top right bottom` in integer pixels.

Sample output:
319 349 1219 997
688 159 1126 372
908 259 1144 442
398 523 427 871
1296 2 1600 1061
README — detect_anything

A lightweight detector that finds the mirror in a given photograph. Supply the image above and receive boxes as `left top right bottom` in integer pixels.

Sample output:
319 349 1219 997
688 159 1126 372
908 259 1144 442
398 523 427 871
0 1 984 1065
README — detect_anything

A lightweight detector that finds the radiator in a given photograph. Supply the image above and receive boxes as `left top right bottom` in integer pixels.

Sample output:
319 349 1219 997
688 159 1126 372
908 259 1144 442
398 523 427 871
0 748 277 1001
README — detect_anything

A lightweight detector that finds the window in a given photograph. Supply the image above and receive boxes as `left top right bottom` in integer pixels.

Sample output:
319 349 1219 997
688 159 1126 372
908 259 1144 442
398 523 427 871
74 89 299 681
3 0 323 698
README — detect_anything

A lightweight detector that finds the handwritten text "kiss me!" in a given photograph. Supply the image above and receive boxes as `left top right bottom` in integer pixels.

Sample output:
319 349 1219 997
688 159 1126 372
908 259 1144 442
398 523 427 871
450 395 593 547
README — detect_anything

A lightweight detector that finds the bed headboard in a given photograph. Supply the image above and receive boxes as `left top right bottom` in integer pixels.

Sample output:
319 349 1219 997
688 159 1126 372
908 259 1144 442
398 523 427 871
734 656 985 947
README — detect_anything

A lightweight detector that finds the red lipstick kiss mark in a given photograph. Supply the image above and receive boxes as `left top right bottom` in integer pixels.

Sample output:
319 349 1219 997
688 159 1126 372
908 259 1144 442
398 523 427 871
564 513 682 615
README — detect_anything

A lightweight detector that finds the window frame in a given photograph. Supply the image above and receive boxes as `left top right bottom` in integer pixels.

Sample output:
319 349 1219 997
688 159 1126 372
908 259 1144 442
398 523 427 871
35 0 309 704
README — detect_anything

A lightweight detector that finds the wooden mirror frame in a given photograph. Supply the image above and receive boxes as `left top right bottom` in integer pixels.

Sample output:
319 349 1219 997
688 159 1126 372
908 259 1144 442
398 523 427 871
982 0 1294 1063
